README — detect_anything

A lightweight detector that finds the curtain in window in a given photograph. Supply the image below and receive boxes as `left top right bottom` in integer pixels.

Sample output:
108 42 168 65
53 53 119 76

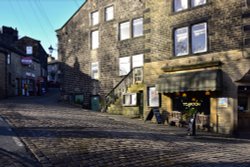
191 0 206 7
120 22 130 40
175 27 189 56
192 23 207 53
133 18 143 37
91 30 99 49
91 11 99 25
105 6 114 21
174 0 188 12
119 57 130 76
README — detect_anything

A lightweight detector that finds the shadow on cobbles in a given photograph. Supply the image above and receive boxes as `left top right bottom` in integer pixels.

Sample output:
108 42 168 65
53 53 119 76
2 126 249 144
0 148 41 167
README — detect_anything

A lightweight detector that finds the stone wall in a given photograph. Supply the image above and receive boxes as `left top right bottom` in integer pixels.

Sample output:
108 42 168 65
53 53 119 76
57 0 145 107
0 51 6 99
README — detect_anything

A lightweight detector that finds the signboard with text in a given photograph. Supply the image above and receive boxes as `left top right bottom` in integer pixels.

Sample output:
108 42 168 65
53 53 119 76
21 57 33 65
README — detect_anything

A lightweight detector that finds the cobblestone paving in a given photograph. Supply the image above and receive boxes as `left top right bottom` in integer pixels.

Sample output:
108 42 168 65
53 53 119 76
0 96 250 167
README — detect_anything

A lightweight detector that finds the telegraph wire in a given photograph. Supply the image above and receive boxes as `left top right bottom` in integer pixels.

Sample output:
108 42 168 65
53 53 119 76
15 0 35 36
28 0 53 44
36 0 55 30
73 0 80 7
8 0 27 36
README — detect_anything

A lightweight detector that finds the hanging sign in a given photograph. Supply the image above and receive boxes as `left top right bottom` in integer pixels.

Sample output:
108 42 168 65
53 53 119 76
21 57 33 65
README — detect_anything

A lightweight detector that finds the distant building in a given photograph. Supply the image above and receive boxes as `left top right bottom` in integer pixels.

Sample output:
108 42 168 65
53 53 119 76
47 55 61 88
0 48 7 99
15 36 48 84
0 26 48 97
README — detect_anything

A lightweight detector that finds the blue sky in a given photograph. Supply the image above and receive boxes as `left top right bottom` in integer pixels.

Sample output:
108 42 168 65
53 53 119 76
0 0 86 59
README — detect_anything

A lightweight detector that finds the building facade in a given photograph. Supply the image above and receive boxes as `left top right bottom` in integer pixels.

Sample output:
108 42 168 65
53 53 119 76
0 49 7 99
47 56 61 88
0 26 48 97
57 0 250 134
57 0 145 108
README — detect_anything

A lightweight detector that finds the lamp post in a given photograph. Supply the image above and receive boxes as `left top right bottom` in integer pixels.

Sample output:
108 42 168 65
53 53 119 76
48 45 54 56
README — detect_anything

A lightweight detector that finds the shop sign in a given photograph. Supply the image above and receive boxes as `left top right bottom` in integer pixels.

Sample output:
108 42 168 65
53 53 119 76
148 87 159 107
218 98 228 108
26 46 33 55
21 57 33 65
183 102 201 107
25 72 35 78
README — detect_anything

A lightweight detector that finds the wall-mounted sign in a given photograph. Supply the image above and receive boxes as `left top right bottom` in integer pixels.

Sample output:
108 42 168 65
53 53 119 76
25 72 35 78
218 98 228 108
148 87 159 107
26 46 33 55
21 57 33 65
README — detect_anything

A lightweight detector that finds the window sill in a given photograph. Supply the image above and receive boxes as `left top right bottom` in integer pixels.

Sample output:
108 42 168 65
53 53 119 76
105 19 115 23
122 104 138 107
171 51 210 60
119 35 144 42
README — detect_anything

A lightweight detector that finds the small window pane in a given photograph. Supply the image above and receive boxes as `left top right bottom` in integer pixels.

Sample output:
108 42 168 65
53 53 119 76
119 57 130 76
174 0 188 12
175 27 189 56
120 21 130 40
91 62 99 79
191 0 206 7
7 54 11 65
91 30 99 49
91 11 99 25
105 6 114 21
132 54 144 68
192 23 207 54
133 18 143 37
131 94 137 105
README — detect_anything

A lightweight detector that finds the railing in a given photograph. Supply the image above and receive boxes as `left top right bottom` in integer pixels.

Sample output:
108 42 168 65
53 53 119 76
102 67 142 112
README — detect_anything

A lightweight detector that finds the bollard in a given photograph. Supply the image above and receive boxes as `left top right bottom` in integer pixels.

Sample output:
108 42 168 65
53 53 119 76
187 112 197 136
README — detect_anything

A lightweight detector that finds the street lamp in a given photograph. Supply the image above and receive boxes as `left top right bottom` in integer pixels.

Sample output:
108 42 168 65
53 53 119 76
48 45 54 55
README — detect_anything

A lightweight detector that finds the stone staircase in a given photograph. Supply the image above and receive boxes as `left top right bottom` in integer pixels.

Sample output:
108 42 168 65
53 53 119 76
104 67 144 118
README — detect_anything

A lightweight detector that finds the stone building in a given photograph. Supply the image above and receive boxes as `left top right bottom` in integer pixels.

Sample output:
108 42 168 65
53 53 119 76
15 36 48 84
47 55 61 88
57 0 250 134
57 0 145 108
0 26 47 97
0 48 7 99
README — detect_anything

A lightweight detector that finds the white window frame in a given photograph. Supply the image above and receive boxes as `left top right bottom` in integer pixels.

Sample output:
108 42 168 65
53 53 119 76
148 87 160 107
174 27 189 56
191 22 207 54
105 5 114 21
7 54 11 65
133 18 143 37
119 21 130 41
119 56 131 76
91 30 99 50
191 0 207 7
132 54 144 68
174 0 188 12
91 62 99 80
91 11 99 26
123 93 137 106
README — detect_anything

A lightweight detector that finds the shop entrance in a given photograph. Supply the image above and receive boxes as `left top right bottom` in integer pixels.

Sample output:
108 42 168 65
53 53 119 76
172 91 210 114
170 91 211 129
238 86 250 130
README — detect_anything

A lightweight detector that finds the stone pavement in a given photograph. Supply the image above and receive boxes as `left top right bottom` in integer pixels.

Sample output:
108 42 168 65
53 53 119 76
0 91 250 167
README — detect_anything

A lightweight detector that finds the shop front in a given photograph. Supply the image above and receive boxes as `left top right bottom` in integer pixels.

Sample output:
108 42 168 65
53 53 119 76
156 69 222 131
22 72 36 96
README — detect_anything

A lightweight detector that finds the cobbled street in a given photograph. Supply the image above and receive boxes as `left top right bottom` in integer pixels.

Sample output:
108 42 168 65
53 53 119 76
0 90 250 167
